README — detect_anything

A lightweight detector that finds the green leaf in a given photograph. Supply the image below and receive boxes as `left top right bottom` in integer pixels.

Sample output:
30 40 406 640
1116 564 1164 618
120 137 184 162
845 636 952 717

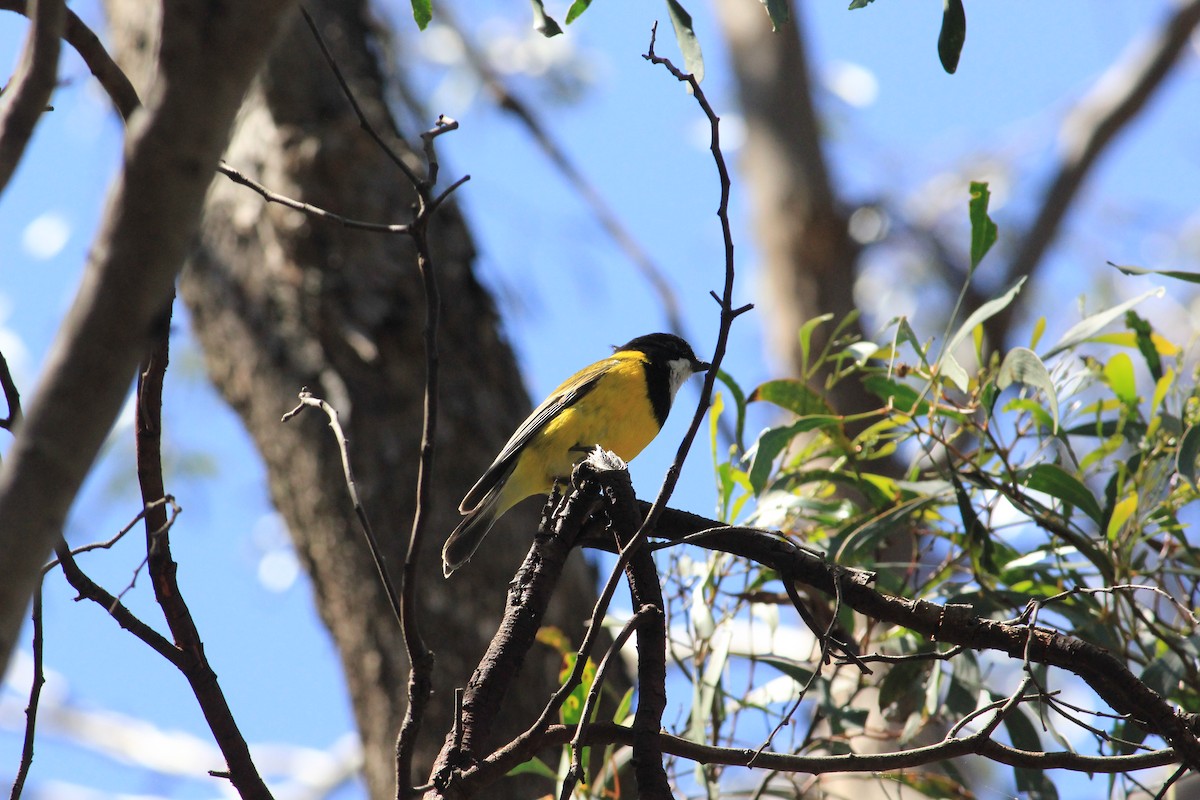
952 472 995 574
714 369 747 454
1110 261 1200 284
1176 424 1200 490
1125 310 1163 381
565 0 593 24
410 0 432 29
967 181 996 272
938 0 966 74
1020 463 1103 525
506 756 558 779
756 655 815 684
1002 704 1059 800
797 313 834 376
666 0 705 81
1043 288 1165 358
746 418 842 494
1103 351 1137 406
848 0 875 8
996 347 1059 433
530 0 563 36
749 379 835 416
944 277 1025 359
759 0 790 30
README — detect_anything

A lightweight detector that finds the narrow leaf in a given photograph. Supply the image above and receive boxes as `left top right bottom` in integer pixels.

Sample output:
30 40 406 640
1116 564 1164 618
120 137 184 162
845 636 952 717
666 0 705 81
938 0 966 74
997 347 1059 433
1043 288 1165 359
1021 463 1103 524
1110 261 1200 284
565 0 593 24
967 181 997 273
944 277 1026 358
1124 310 1163 380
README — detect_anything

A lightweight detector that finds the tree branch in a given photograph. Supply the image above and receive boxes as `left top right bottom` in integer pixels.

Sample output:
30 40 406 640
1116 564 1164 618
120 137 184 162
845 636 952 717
0 0 64 197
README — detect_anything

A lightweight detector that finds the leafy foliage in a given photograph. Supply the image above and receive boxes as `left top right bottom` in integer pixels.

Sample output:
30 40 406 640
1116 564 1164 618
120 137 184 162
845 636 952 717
663 187 1199 798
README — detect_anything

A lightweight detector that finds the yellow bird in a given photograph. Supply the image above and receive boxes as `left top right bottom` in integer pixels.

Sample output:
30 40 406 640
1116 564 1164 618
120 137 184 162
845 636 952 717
442 333 709 576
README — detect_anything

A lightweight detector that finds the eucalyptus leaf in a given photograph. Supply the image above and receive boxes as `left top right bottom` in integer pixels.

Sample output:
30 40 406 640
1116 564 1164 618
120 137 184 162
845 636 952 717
1043 287 1165 358
666 0 705 81
1021 463 1103 524
938 0 967 74
944 277 1025 359
997 347 1059 433
759 0 790 31
1110 261 1200 284
410 0 432 29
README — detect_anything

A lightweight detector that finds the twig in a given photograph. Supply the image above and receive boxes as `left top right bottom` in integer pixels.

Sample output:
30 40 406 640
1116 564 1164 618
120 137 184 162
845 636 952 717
9 577 45 800
563 604 659 798
135 306 274 800
283 391 403 631
0 349 21 431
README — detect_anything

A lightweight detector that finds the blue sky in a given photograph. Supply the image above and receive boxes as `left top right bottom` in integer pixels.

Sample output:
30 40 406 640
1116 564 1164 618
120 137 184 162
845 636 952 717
2 1 1199 797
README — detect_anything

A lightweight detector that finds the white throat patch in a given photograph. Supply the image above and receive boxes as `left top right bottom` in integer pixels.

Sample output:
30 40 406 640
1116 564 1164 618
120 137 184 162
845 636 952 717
667 357 698 400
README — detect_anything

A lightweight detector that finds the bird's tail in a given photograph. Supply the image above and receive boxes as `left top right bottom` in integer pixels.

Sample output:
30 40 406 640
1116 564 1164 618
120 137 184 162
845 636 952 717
442 488 504 577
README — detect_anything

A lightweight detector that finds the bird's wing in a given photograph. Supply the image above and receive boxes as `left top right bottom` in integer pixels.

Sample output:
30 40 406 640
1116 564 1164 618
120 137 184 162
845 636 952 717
459 358 614 513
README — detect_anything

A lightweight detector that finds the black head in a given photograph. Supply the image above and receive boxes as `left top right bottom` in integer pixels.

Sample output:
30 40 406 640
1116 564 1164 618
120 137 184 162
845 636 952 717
616 333 710 374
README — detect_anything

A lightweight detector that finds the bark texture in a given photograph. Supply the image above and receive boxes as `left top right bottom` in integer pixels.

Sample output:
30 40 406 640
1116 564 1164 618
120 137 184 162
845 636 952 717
103 1 607 796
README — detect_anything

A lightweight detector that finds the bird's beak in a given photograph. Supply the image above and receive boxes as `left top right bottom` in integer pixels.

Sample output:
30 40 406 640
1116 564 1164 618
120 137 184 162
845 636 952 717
695 359 711 374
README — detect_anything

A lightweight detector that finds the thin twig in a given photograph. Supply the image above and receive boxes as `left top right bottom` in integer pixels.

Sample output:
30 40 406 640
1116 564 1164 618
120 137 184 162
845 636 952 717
9 577 45 800
0 349 22 431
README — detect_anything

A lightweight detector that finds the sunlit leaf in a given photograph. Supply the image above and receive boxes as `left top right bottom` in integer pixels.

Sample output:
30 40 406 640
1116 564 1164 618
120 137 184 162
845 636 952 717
746 417 842 494
565 0 593 24
1103 351 1137 406
997 347 1059 433
1043 288 1165 358
938 0 966 74
945 277 1025 361
666 0 705 81
1020 463 1103 524
1107 492 1138 539
1030 316 1046 350
937 353 970 392
798 313 834 376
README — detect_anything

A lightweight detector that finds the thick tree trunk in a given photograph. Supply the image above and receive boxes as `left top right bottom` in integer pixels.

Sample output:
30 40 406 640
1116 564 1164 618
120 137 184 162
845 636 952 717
104 2 606 797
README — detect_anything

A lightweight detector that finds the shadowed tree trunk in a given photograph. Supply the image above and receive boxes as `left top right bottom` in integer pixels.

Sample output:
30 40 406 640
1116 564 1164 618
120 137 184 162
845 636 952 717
103 1 608 796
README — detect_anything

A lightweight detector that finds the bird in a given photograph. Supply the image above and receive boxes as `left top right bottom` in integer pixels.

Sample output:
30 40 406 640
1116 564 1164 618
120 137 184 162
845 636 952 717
442 333 709 576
